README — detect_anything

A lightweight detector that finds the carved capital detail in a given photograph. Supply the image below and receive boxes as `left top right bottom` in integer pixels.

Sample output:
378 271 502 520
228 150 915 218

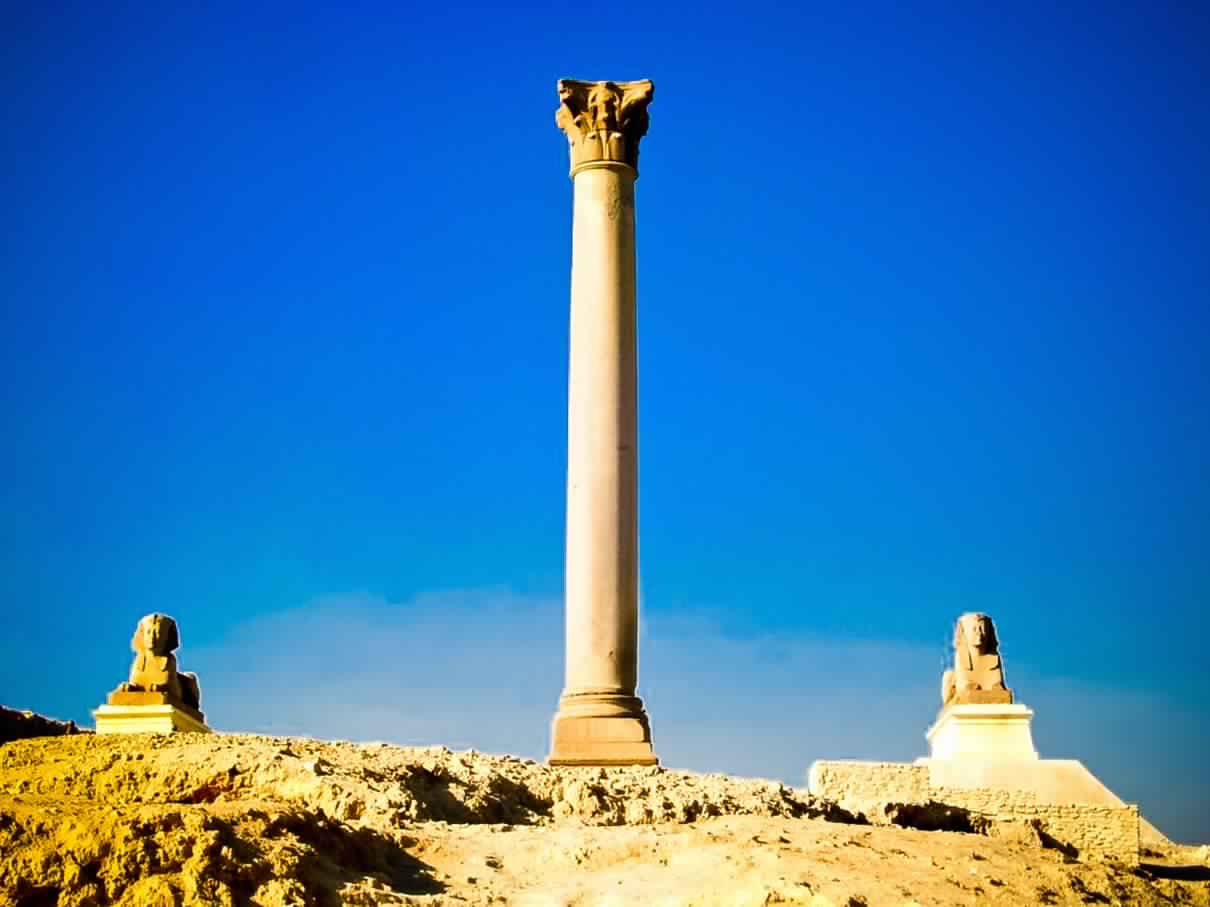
556 79 654 176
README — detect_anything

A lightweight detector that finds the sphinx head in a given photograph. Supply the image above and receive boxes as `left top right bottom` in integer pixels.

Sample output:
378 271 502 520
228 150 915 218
955 612 999 655
132 613 180 656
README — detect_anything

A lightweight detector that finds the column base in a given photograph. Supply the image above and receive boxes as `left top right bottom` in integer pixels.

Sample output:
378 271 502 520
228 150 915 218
548 693 658 766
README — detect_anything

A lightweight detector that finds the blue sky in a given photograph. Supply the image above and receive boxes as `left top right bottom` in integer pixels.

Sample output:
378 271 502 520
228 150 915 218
2 2 1207 841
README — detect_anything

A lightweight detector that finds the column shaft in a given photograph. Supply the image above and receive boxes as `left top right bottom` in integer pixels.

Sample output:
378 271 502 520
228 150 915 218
564 164 638 697
549 78 657 766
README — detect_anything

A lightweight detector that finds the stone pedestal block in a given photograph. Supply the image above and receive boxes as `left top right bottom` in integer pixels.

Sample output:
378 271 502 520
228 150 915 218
94 703 211 735
926 703 1037 761
549 693 656 766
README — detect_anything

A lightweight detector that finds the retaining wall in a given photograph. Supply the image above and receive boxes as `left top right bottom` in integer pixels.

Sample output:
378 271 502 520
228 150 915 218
808 760 1139 864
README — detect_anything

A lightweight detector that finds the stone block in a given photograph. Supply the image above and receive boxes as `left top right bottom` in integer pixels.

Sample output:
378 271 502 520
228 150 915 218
926 703 1038 761
107 690 205 724
952 688 1014 705
93 703 211 735
549 715 657 766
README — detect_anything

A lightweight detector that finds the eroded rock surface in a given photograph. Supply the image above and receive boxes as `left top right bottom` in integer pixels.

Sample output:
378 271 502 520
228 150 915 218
1 733 1206 906
0 706 85 745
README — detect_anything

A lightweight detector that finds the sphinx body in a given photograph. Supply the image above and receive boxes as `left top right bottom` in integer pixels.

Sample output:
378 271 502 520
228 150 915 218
941 612 1013 707
113 613 201 711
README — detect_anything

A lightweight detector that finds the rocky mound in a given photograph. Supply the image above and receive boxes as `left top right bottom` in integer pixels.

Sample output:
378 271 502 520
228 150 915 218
0 733 846 828
1 733 1206 906
0 706 86 746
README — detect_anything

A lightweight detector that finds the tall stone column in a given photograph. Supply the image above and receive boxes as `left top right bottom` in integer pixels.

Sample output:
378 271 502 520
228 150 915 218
548 79 658 766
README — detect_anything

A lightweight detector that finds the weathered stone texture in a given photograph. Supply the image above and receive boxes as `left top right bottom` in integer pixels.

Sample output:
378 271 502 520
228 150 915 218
808 761 931 812
933 785 1140 863
809 760 1140 864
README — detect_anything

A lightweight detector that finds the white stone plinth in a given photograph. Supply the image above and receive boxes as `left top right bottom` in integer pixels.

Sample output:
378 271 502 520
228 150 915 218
925 703 1037 761
94 703 211 735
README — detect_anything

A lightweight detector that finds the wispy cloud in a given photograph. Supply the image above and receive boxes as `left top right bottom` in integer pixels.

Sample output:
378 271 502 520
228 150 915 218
188 589 1208 843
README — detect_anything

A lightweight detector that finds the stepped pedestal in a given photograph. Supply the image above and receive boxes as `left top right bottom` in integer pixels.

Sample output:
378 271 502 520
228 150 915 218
94 691 210 734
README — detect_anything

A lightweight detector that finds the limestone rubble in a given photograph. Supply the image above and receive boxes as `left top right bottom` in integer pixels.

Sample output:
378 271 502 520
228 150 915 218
2 732 1207 906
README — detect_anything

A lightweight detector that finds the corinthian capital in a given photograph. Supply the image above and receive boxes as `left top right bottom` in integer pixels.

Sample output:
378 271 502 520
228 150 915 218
555 79 654 176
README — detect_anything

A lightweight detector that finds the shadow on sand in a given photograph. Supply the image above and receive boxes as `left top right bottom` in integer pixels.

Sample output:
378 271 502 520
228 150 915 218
1138 862 1210 882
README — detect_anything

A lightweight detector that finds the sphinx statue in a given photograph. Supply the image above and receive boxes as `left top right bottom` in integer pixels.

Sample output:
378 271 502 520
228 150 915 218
941 612 1013 707
111 613 202 714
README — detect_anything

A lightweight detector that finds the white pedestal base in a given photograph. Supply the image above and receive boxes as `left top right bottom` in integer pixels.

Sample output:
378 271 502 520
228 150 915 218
93 704 211 735
925 703 1037 761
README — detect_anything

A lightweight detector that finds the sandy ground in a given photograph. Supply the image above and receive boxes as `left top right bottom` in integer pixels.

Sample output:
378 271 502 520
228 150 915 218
0 732 1206 906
